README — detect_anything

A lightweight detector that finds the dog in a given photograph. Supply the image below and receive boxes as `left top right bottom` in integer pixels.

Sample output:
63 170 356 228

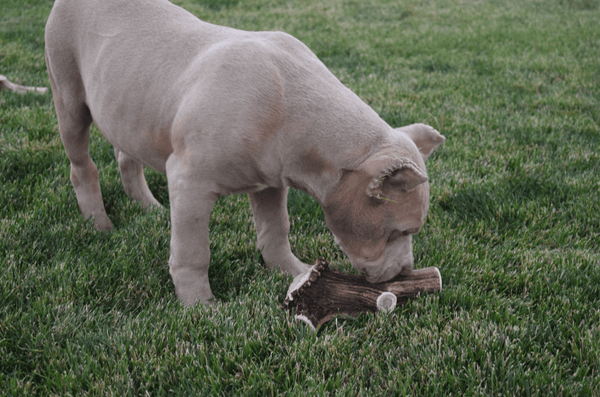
45 0 445 306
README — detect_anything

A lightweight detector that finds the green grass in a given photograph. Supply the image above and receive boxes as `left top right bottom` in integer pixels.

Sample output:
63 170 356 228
1 0 599 394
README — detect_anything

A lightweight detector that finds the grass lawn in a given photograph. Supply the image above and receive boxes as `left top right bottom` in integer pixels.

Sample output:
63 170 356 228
1 0 599 394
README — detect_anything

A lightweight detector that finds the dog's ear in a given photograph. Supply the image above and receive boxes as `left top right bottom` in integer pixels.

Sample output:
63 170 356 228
395 123 446 161
360 156 428 198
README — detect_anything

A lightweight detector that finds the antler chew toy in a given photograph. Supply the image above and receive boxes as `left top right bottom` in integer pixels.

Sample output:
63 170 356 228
284 258 442 330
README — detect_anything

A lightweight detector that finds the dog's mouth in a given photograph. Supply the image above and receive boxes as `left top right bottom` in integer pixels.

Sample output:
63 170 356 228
349 252 388 281
363 255 404 284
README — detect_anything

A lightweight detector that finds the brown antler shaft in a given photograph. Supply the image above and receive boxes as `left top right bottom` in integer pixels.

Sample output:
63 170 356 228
284 258 442 329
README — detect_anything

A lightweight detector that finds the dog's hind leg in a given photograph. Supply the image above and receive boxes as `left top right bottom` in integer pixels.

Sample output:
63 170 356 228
249 187 311 277
47 54 113 231
114 148 162 209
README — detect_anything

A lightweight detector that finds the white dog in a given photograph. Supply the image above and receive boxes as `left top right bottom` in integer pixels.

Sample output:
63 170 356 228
45 0 445 306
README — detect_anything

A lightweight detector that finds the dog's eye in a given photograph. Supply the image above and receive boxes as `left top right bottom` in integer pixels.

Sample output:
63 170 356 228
387 228 421 243
387 230 404 243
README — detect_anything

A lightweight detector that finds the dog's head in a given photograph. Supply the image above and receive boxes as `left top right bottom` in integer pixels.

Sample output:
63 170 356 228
324 124 445 283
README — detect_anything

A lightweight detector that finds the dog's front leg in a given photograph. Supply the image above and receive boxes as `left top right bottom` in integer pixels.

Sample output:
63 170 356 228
249 187 311 277
166 156 216 306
